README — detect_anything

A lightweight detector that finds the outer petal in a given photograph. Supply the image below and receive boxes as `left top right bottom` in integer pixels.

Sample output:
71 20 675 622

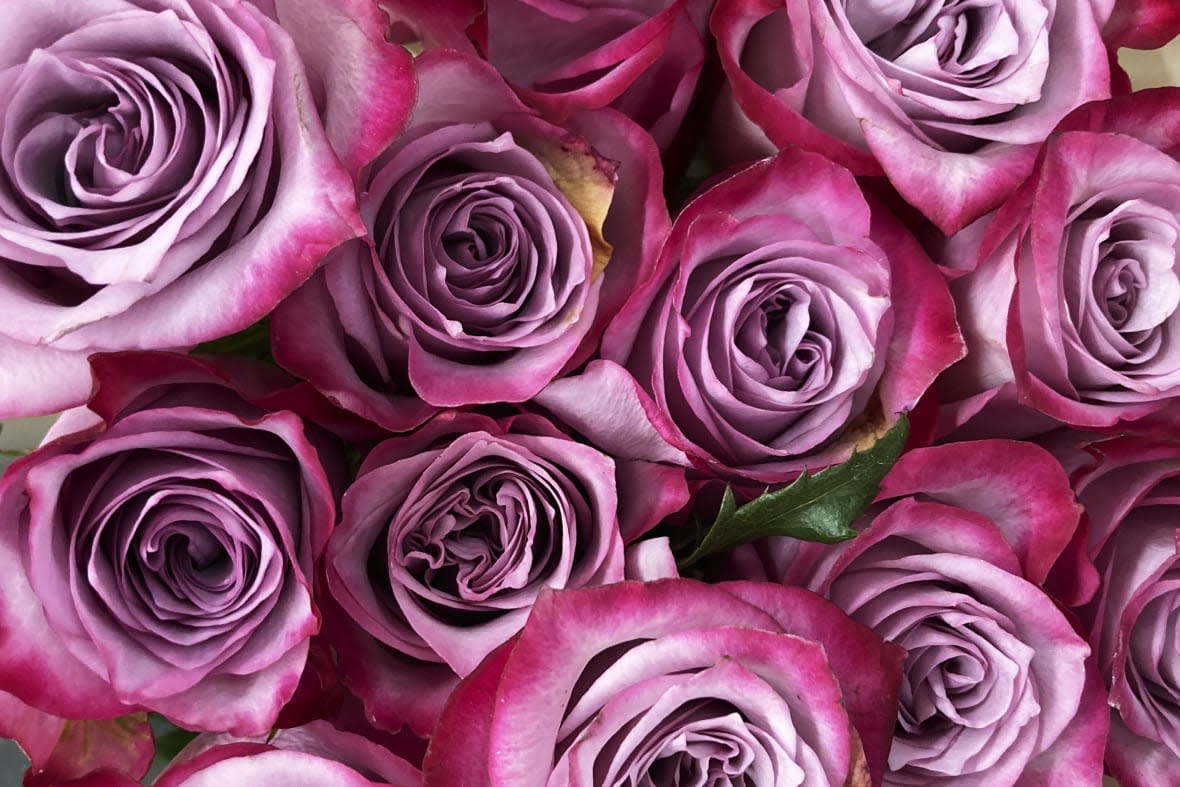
720 581 905 786
0 336 92 419
268 0 416 174
1105 0 1180 49
23 714 154 787
877 441 1084 585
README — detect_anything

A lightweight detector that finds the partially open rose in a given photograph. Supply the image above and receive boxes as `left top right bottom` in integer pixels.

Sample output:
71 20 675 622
711 0 1113 233
939 89 1180 438
0 0 414 417
0 353 343 734
271 49 668 423
540 147 961 483
424 580 904 786
325 410 681 734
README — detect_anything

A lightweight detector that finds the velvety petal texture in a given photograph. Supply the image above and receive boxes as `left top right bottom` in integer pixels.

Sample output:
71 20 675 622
423 579 904 786
272 49 669 420
588 147 961 483
324 410 633 734
939 90 1180 437
0 0 414 417
1071 430 1180 786
711 0 1114 233
785 441 1105 785
0 353 342 735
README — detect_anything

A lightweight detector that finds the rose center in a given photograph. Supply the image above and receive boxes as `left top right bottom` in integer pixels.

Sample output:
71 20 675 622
398 470 553 603
736 286 829 392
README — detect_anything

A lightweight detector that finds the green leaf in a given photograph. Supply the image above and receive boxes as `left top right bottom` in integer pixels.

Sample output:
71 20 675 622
146 714 199 780
679 415 909 567
194 318 272 360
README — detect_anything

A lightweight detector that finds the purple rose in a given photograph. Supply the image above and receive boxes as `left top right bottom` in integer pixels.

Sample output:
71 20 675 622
0 0 414 417
781 441 1107 785
711 0 1113 233
0 353 342 734
938 90 1180 438
324 410 685 734
482 0 712 149
424 579 905 786
541 147 961 483
271 49 669 423
1070 430 1180 786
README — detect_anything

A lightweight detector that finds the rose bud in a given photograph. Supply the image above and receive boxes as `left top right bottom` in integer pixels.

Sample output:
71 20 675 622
710 0 1114 233
772 441 1107 785
540 146 961 484
0 0 414 417
1069 430 1180 787
424 579 905 786
0 353 344 735
938 89 1180 439
324 410 686 734
271 49 669 426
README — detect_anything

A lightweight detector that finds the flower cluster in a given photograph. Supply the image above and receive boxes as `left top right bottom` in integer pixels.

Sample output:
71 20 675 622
1 0 1179 785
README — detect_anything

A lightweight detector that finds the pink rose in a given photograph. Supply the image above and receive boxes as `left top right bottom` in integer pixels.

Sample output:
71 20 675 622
324 410 686 734
938 90 1180 438
541 147 961 483
0 353 342 734
424 579 904 786
0 0 414 417
1070 430 1180 786
711 0 1114 233
782 441 1107 785
271 49 669 423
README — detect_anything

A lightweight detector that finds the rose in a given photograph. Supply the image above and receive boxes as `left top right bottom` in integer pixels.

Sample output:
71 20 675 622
711 0 1113 233
481 0 712 149
423 579 905 786
772 441 1107 785
0 353 343 734
1068 430 1180 786
540 146 961 483
81 721 422 787
937 90 1180 439
325 410 688 734
270 49 668 424
0 0 414 418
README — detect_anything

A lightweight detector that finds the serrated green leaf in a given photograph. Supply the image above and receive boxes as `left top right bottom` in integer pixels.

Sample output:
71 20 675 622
680 415 909 567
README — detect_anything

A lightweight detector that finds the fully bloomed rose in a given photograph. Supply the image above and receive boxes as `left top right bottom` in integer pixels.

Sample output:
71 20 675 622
0 0 414 417
1068 430 1180 786
769 441 1107 785
324 410 686 734
0 353 343 734
711 0 1114 233
424 579 904 786
541 147 961 483
271 49 668 425
938 90 1180 438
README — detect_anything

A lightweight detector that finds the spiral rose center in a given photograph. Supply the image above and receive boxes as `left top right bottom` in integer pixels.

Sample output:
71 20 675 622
736 286 830 392
848 0 1020 79
397 466 556 603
